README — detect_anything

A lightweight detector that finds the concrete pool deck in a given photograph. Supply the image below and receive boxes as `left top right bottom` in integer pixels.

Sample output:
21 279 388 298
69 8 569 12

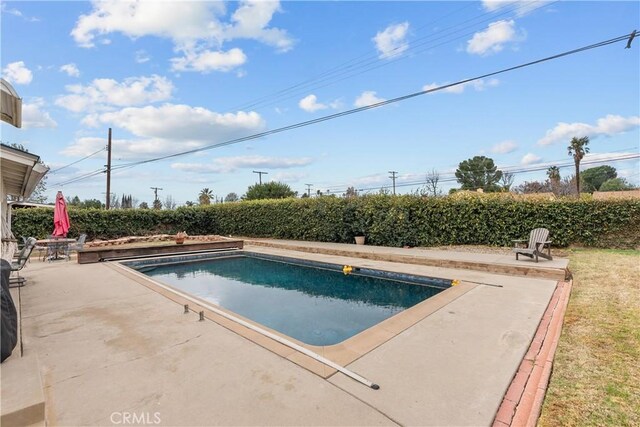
1 242 567 426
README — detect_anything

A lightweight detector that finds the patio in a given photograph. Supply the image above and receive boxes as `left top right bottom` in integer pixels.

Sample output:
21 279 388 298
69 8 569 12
2 241 568 426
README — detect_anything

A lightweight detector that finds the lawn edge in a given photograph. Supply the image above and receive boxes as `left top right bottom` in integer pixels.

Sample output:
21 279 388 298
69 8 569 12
492 279 573 427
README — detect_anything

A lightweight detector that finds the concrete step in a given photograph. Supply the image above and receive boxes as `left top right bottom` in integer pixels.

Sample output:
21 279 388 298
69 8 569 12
0 354 46 427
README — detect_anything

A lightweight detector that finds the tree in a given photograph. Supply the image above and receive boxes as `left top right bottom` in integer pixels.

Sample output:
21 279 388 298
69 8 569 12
109 193 120 209
153 199 162 210
343 186 358 198
455 156 503 192
199 188 214 205
557 175 578 197
547 166 561 183
224 192 239 202
547 166 561 195
514 180 551 194
244 182 295 200
184 201 195 207
581 165 617 192
425 169 442 196
499 172 514 192
567 136 590 194
121 194 133 209
139 202 149 209
599 178 632 192
67 196 81 206
164 195 177 210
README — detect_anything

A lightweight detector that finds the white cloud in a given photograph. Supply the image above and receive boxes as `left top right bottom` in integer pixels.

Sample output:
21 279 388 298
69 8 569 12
491 140 518 154
1 4 39 22
135 50 151 64
171 48 247 73
171 155 312 174
538 114 640 145
423 78 499 94
66 104 266 158
481 1 550 17
22 98 57 129
373 22 409 59
521 153 542 165
71 1 224 48
60 63 80 77
466 20 519 55
55 75 174 112
354 91 386 108
224 1 294 52
71 1 293 73
2 61 33 85
299 94 327 112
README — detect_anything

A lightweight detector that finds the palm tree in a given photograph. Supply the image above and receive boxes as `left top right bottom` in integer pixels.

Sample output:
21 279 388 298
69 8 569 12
547 165 561 195
198 188 214 205
547 166 561 184
567 137 590 195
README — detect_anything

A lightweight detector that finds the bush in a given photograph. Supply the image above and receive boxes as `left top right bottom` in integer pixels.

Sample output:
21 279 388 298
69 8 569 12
11 195 640 248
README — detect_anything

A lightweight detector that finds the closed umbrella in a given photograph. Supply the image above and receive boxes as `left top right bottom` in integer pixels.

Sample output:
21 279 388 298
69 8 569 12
52 191 70 237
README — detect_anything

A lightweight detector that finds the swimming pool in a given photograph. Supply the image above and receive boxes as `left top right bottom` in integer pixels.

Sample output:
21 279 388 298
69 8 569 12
127 252 450 346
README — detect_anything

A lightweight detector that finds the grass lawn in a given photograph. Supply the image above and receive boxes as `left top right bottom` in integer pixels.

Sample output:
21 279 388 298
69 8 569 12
539 249 640 426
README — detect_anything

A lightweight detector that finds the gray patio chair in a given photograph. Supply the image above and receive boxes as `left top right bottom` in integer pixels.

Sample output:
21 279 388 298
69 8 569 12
65 233 87 260
10 237 37 287
512 228 553 262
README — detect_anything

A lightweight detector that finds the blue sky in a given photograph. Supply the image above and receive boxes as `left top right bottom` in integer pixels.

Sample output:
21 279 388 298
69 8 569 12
1 0 639 205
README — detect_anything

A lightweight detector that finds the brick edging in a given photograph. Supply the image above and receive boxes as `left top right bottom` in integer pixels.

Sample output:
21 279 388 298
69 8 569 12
492 279 573 427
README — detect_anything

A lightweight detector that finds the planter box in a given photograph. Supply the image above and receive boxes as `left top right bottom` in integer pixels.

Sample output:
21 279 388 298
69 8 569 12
77 240 244 264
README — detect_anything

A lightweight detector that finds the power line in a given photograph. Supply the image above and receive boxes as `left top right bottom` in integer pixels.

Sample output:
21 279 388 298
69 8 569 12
48 147 106 174
50 168 105 187
324 153 640 195
227 1 549 113
70 31 635 186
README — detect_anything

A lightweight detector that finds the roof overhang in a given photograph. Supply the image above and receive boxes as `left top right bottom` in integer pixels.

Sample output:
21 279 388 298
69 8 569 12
1 78 22 128
0 144 49 198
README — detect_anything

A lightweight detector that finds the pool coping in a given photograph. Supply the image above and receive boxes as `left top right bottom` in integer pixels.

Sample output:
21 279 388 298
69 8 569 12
109 250 477 378
244 238 569 281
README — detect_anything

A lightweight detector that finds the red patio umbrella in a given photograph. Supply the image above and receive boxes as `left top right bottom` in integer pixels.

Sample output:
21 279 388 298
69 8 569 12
52 191 70 237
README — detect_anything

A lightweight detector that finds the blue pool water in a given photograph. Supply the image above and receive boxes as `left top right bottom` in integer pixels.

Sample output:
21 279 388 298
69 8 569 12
139 254 447 346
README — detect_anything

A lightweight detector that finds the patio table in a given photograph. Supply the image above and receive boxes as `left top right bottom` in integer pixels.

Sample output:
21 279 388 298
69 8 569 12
36 238 76 261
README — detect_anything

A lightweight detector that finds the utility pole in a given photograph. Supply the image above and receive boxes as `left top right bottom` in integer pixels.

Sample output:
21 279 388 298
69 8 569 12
253 170 268 184
305 183 313 197
105 128 112 209
150 186 163 202
388 171 398 195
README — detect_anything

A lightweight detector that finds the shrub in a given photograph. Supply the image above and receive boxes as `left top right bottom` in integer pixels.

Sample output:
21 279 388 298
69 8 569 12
11 195 640 248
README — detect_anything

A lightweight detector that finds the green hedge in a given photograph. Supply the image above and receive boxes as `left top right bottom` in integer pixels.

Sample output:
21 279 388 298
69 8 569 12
11 195 640 248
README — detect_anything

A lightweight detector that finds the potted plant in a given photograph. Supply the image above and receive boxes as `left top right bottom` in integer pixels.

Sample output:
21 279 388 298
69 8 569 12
352 216 366 245
175 231 188 244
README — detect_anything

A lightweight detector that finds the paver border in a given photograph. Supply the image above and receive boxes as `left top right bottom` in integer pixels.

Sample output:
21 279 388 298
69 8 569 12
492 279 573 427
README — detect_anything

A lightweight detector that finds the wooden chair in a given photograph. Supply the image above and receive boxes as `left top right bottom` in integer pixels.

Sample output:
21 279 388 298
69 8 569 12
512 228 553 263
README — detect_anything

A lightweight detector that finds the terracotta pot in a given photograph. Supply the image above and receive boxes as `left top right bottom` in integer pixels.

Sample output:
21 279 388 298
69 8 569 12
354 236 365 245
175 238 185 245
